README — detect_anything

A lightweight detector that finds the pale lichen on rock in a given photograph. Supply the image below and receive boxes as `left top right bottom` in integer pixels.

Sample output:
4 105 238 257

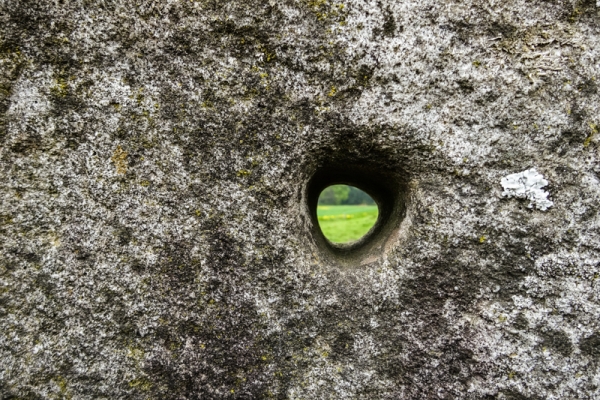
501 168 554 211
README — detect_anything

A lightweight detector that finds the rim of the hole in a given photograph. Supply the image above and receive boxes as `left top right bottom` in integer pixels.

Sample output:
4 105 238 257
303 151 410 267
316 184 382 248
305 163 406 266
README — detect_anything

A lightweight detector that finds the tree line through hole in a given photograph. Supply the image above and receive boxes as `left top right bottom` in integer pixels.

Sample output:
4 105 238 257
317 185 378 243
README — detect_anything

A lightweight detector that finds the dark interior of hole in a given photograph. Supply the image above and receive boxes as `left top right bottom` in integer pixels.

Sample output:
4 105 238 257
306 162 407 265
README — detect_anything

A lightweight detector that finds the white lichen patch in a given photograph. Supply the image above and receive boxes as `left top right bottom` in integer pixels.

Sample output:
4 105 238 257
501 168 554 211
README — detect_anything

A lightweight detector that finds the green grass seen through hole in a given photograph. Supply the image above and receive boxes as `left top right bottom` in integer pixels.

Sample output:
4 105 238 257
317 205 378 243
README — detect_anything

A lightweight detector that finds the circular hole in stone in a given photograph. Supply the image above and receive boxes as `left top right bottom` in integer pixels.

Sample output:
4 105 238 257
317 185 379 244
306 160 408 267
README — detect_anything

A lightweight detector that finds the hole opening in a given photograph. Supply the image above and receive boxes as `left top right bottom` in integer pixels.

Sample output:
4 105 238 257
306 160 408 266
317 185 379 244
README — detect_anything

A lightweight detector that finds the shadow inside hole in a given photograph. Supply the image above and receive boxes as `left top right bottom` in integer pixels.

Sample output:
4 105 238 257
317 185 379 244
306 161 408 266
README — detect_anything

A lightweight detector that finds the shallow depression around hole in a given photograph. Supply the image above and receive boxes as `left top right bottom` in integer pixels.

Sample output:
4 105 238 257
317 185 379 244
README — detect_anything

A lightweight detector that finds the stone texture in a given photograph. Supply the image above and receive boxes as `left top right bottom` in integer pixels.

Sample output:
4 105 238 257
0 0 599 398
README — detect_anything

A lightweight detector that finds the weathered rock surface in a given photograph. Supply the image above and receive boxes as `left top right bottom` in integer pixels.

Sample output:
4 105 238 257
1 0 599 398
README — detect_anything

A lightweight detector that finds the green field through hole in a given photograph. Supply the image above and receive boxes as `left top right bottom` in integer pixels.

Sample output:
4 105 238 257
317 185 379 243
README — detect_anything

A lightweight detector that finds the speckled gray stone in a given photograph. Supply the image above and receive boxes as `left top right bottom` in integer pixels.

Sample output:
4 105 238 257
1 0 599 398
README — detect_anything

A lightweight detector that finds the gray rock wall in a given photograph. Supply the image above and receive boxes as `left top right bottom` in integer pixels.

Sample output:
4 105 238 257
1 0 599 398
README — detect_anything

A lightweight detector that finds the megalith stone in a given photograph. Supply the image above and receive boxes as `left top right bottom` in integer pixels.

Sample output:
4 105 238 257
1 0 599 398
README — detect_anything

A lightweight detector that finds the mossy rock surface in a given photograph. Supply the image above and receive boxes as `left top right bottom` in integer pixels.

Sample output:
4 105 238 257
1 0 599 398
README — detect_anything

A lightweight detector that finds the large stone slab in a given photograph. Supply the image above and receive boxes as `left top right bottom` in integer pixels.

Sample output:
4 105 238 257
1 0 599 397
